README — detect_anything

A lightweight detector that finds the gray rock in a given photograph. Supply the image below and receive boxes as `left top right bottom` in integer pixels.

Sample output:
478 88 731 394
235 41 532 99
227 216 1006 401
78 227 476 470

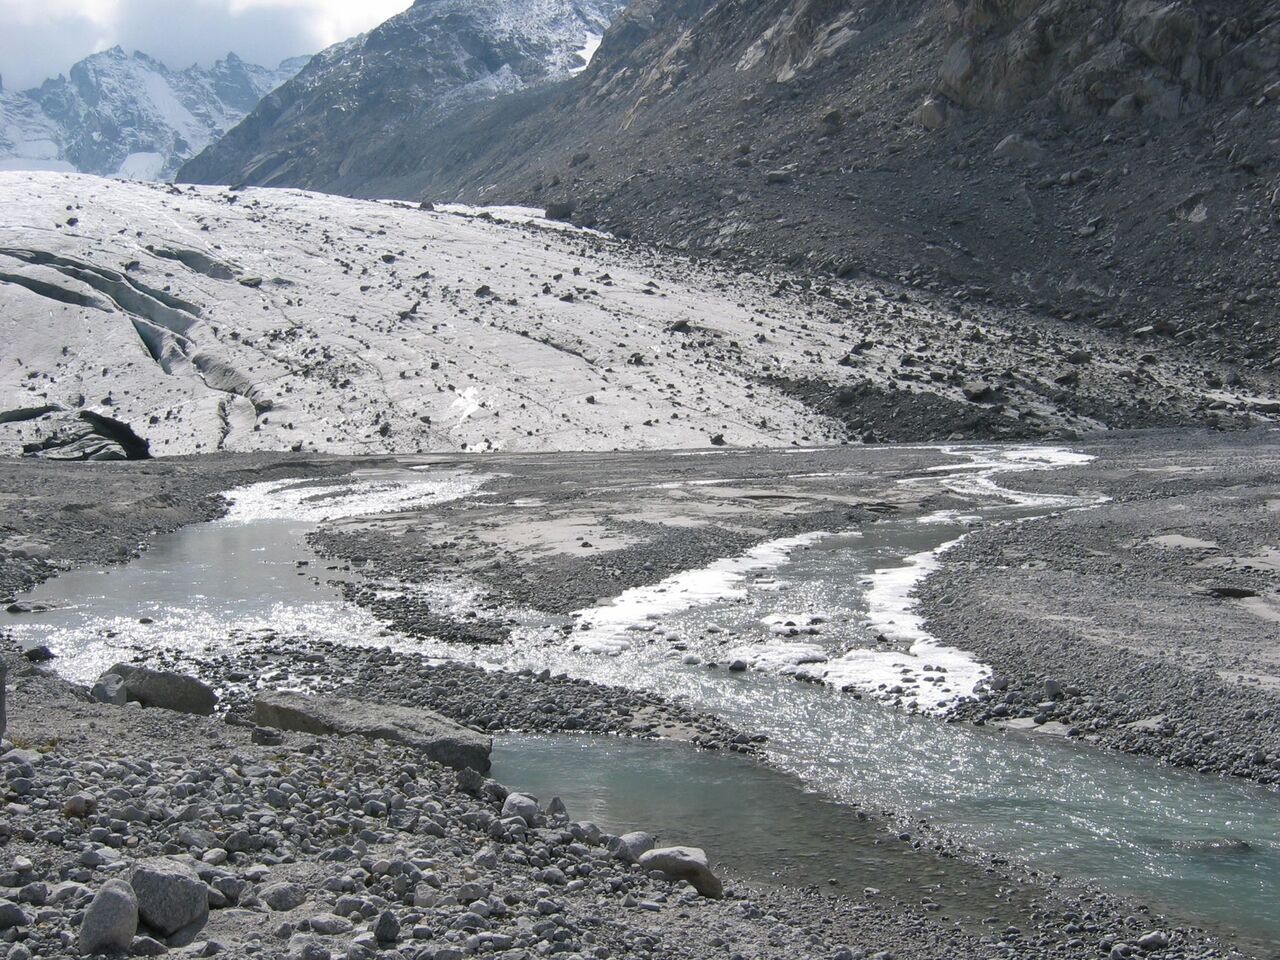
261 882 307 912
545 796 568 821
105 664 217 715
130 935 168 956
63 792 97 819
915 96 948 130
0 662 6 742
544 201 577 221
993 134 1047 163
91 672 128 705
254 691 490 771
130 857 209 937
306 912 352 935
79 879 138 954
500 793 540 823
608 831 656 864
252 725 284 745
0 898 32 928
454 767 484 796
373 910 400 943
1137 931 1170 950
638 846 723 898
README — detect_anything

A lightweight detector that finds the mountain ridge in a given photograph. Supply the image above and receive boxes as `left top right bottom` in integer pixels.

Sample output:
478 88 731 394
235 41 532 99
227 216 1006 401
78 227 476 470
0 47 305 179
178 0 625 189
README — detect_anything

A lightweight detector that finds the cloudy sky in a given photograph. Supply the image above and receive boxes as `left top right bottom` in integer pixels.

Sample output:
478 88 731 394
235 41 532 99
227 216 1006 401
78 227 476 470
0 0 414 90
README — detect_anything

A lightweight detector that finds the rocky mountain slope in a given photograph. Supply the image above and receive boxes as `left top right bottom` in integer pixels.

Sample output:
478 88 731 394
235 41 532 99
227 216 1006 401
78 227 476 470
178 0 625 190
184 0 1280 370
1 172 1275 460
0 48 304 179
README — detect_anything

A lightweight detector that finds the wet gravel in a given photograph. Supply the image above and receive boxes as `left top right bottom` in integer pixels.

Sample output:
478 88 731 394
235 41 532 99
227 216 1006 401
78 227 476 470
0 648 1242 960
921 430 1280 786
140 634 766 758
2 433 1278 957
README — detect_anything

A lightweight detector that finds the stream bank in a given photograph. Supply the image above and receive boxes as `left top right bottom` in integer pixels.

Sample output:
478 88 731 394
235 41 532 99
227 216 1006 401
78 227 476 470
2 431 1278 957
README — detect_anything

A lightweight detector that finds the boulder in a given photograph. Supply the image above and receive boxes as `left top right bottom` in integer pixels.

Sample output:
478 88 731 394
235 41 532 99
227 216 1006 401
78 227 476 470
79 879 138 954
104 664 217 716
0 898 31 929
91 673 128 705
914 96 949 130
254 691 490 772
544 796 568 822
373 909 400 943
306 912 353 935
637 846 724 898
992 134 1046 162
63 793 97 818
130 858 208 937
544 200 577 221
1137 931 1170 951
260 881 307 912
608 831 656 864
500 793 540 824
455 767 485 796
130 935 168 956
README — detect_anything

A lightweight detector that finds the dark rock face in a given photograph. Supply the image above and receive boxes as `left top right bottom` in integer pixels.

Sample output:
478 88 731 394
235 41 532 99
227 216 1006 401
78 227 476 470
185 0 1280 370
941 0 1276 118
179 0 625 190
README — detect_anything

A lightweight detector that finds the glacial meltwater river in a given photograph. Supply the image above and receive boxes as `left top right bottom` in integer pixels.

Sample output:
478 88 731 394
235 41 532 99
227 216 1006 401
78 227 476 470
8 451 1280 953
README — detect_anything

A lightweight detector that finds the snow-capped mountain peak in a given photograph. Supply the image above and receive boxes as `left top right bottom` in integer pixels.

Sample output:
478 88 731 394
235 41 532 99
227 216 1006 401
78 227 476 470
179 0 625 191
0 48 306 180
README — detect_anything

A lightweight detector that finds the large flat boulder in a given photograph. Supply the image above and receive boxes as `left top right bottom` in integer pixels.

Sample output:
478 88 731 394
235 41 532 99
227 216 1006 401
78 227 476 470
254 691 491 772
104 664 217 716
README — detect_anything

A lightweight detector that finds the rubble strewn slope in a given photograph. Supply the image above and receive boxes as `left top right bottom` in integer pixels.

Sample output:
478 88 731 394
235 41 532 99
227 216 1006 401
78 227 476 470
1 172 1276 459
186 0 1280 369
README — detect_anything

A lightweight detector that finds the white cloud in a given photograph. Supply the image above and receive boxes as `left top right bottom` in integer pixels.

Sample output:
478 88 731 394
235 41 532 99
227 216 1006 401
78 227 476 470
0 0 414 90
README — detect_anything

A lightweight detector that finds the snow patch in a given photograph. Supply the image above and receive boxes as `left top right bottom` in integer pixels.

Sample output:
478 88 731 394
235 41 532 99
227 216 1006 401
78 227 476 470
451 386 483 424
798 532 986 711
224 473 483 523
570 33 604 74
568 533 830 654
